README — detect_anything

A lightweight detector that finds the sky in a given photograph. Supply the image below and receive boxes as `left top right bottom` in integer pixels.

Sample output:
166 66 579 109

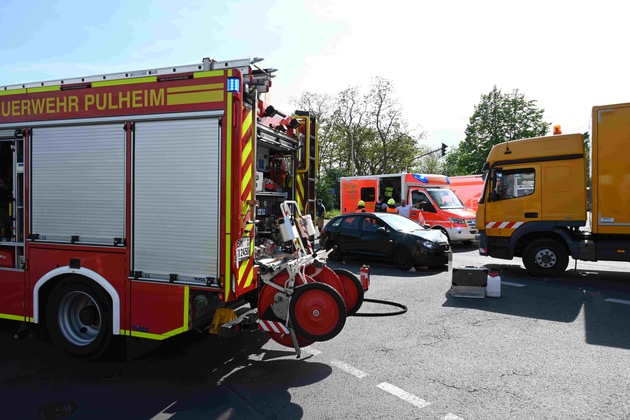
1 0 629 149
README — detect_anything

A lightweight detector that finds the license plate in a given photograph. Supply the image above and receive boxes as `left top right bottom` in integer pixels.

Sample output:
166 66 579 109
236 237 251 262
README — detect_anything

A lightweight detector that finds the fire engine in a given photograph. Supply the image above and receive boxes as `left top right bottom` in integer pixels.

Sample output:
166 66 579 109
0 56 368 359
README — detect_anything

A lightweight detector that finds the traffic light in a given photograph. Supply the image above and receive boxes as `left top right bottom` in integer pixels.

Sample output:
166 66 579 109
441 143 448 157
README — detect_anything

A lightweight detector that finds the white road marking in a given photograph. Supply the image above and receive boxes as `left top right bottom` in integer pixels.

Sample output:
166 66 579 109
151 401 177 420
444 413 464 420
376 382 430 409
330 359 369 378
605 298 630 306
302 347 322 356
502 281 526 287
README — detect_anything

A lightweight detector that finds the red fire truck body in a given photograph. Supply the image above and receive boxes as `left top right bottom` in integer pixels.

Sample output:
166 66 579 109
0 57 355 359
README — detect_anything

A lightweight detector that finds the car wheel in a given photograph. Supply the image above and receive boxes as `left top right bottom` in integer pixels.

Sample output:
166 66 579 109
326 241 343 262
393 246 413 270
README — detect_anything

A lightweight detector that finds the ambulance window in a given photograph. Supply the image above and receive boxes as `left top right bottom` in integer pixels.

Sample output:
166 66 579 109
491 168 535 201
360 187 375 202
411 190 435 212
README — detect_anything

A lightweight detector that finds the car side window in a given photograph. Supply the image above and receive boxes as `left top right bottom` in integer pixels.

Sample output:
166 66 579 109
340 216 360 230
362 216 380 232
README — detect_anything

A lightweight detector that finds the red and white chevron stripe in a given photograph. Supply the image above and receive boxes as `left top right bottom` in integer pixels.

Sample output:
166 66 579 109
258 319 290 335
485 221 524 229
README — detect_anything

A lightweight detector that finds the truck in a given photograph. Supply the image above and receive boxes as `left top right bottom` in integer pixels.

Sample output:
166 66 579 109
340 173 478 243
0 56 367 359
477 101 630 276
448 174 484 212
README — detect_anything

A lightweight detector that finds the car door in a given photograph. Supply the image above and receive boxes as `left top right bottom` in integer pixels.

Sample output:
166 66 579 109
333 215 363 255
358 215 395 257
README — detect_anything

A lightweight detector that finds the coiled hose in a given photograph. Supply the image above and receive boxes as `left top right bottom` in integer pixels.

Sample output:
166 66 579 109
353 298 408 317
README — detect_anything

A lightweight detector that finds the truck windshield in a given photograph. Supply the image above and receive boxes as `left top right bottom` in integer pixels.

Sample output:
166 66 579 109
427 188 465 210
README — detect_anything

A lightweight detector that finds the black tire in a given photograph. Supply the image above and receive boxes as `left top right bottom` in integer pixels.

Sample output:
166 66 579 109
393 246 413 270
290 282 347 341
332 268 365 315
522 238 569 277
326 241 343 262
46 277 114 360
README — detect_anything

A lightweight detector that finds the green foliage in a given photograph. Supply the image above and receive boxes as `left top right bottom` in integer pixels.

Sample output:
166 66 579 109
410 144 445 174
293 77 425 179
315 167 348 211
444 86 550 175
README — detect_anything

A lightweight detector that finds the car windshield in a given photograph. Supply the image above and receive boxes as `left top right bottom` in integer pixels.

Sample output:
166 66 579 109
378 214 424 231
427 188 465 209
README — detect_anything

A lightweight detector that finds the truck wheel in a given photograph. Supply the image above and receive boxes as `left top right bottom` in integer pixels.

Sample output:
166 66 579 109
46 277 114 360
290 282 346 341
523 239 569 277
333 268 364 315
326 241 343 262
393 246 413 270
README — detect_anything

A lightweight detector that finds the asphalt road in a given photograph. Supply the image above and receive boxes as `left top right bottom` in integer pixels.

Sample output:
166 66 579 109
1 245 630 419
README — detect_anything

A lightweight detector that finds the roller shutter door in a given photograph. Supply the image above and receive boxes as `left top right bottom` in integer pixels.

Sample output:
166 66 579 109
133 118 220 282
31 125 125 244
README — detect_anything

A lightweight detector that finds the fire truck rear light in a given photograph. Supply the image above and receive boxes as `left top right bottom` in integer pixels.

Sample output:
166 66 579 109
227 78 240 92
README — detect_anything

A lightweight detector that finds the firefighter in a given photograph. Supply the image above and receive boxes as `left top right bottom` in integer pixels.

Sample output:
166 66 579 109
356 200 366 212
316 199 326 230
386 198 398 213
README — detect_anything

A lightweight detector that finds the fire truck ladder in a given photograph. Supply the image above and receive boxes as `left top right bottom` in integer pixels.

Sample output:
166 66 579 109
1 57 275 91
294 113 318 220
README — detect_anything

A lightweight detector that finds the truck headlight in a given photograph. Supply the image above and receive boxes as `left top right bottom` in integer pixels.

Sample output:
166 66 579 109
449 217 465 225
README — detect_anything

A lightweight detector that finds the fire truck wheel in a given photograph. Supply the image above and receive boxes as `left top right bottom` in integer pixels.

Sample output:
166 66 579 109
332 268 364 316
257 273 314 348
290 282 347 342
522 238 569 277
326 242 343 262
47 278 114 360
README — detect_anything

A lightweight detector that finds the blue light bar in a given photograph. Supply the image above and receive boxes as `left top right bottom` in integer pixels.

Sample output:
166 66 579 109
445 176 450 184
412 174 429 183
227 78 240 93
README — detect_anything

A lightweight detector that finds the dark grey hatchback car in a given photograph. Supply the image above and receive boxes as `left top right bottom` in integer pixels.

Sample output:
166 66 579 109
321 212 451 270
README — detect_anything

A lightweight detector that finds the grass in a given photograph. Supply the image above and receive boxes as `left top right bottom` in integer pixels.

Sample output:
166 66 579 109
326 209 341 219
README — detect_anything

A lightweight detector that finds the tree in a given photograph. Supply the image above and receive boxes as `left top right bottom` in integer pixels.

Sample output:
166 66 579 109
295 78 425 178
315 167 348 211
411 145 445 174
445 86 550 175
